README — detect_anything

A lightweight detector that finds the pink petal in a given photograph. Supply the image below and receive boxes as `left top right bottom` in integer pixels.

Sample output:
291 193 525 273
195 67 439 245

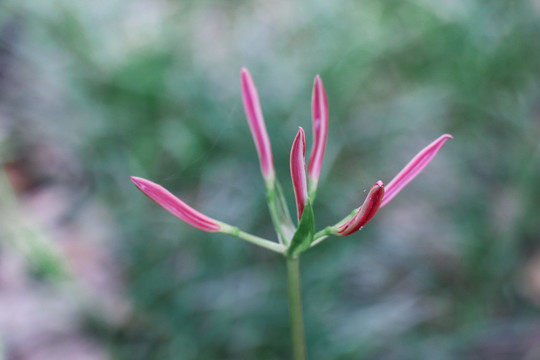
307 75 328 187
381 134 453 208
338 181 385 236
131 176 221 232
241 68 275 181
290 127 308 222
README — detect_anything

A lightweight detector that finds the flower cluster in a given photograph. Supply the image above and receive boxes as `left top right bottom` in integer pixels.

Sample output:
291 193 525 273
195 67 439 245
131 68 452 256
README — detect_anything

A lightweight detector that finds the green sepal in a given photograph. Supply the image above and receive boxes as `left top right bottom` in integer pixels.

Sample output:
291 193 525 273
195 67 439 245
286 200 315 258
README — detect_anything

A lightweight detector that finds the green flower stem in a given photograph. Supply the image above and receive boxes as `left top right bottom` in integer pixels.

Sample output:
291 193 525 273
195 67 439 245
236 230 285 253
266 181 296 246
286 256 307 360
309 235 328 248
310 227 333 248
220 224 285 253
267 186 290 245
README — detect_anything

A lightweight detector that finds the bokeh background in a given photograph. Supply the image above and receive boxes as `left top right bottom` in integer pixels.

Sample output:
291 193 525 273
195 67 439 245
1 0 540 359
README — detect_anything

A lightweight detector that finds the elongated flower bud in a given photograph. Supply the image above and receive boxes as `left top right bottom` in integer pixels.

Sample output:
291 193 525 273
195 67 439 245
307 75 328 193
381 134 452 208
337 181 385 236
241 68 275 183
290 127 308 222
131 176 221 232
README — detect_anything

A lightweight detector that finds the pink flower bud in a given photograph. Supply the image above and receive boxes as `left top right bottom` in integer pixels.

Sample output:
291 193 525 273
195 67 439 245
241 68 275 182
307 75 328 190
337 181 385 236
381 134 453 207
290 127 308 222
131 176 221 232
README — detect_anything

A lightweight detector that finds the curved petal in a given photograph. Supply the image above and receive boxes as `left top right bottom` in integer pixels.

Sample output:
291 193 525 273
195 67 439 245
290 127 308 222
131 176 221 232
307 75 328 191
241 68 275 182
337 181 385 235
381 134 453 208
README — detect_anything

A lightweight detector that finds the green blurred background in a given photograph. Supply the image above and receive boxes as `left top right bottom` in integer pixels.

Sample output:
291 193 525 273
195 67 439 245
1 0 540 359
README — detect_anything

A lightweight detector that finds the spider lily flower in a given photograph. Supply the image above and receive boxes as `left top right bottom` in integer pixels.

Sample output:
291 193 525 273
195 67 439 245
131 177 285 253
307 75 328 196
132 68 453 254
290 127 308 222
322 134 452 238
241 68 295 245
131 176 221 232
241 68 275 186
381 134 453 208
131 176 285 253
336 181 385 236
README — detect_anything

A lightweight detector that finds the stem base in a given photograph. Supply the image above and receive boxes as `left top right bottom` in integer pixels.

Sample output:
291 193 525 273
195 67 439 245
286 256 307 360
